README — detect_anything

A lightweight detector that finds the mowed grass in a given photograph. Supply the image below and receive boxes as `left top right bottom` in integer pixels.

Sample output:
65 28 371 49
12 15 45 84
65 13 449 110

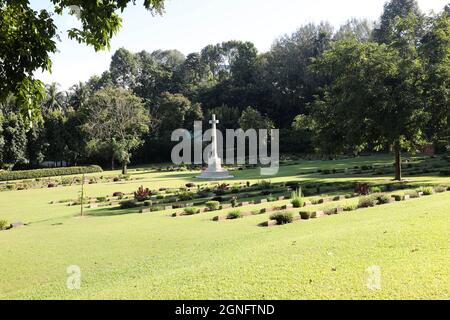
0 155 449 299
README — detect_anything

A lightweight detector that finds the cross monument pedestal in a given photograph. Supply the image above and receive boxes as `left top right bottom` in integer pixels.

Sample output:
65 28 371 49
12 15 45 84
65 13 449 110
196 114 233 179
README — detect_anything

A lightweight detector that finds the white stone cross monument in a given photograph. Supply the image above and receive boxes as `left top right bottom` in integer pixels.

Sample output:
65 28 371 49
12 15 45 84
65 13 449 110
196 114 233 179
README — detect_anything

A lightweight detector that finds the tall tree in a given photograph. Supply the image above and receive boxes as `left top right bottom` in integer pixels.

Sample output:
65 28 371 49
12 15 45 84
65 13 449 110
1 112 28 169
263 23 334 126
334 18 374 42
310 39 426 181
373 0 423 44
83 87 150 174
420 10 450 146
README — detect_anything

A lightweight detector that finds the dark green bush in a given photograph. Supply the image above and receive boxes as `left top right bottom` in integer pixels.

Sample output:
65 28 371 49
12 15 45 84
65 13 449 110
270 211 294 225
150 206 164 212
299 211 312 220
0 219 9 230
0 165 103 182
439 169 450 176
227 210 243 219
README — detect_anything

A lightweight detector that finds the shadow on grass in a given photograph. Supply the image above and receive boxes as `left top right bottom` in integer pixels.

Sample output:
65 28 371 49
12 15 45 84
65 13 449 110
86 206 138 217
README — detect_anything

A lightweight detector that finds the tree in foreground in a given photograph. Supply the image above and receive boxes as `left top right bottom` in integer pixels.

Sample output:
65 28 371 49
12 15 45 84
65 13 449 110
310 38 426 181
0 0 165 121
82 87 150 174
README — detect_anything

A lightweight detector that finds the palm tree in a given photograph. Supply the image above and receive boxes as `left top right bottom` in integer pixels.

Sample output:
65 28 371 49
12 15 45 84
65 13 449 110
69 82 90 110
43 82 65 111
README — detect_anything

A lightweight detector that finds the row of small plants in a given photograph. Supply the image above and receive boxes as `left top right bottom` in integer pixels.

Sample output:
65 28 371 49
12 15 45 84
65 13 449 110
264 184 450 226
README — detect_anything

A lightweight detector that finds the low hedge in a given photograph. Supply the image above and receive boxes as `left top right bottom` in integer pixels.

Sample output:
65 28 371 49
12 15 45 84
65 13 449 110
0 165 103 182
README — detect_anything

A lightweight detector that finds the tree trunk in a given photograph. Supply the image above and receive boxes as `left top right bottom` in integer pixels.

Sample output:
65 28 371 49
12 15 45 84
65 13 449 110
122 162 127 175
394 140 402 181
111 155 115 170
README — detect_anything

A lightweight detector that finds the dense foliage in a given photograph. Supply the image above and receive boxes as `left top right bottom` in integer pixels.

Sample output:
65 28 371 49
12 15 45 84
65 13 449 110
0 0 448 181
0 165 102 181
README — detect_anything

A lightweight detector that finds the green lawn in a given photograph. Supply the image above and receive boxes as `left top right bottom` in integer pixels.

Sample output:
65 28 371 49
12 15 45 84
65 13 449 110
0 155 449 299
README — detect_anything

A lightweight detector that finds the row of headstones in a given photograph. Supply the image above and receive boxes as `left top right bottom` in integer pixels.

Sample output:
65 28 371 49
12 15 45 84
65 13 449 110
261 188 449 227
168 195 289 216
211 194 359 222
109 187 287 212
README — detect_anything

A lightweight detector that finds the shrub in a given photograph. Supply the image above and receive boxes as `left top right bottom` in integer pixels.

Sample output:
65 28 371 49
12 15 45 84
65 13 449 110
358 195 377 208
0 219 9 230
231 197 238 208
267 195 277 202
120 200 139 209
150 206 164 212
291 187 303 208
205 201 220 211
291 198 303 208
184 207 200 215
113 192 123 197
439 169 450 176
251 209 260 215
270 212 294 225
47 183 56 188
0 165 103 182
434 185 447 193
96 197 107 203
370 186 381 193
227 210 243 219
299 211 312 220
134 186 151 201
185 183 196 188
420 187 434 195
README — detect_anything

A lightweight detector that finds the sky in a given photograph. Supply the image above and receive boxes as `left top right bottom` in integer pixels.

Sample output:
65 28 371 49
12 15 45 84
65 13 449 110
31 0 449 90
